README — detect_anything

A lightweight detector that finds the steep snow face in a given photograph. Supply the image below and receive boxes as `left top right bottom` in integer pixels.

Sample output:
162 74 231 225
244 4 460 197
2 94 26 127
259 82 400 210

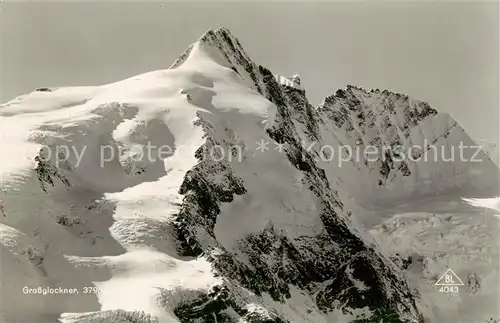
0 26 497 323
474 138 498 165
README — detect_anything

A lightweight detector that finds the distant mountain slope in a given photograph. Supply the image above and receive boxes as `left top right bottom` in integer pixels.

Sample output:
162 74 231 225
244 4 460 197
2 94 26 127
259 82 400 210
317 85 499 205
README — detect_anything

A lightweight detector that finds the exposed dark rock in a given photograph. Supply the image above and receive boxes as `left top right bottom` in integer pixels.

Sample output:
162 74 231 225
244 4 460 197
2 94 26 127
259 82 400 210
466 272 481 295
34 149 71 192
35 87 53 92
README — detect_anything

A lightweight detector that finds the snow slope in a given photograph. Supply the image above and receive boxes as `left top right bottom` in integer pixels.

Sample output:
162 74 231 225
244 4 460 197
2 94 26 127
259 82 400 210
0 26 498 323
370 194 499 323
1 39 229 323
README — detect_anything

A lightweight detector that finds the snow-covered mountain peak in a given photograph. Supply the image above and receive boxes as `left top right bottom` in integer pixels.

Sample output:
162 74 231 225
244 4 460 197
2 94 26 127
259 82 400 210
1 27 498 323
170 26 250 71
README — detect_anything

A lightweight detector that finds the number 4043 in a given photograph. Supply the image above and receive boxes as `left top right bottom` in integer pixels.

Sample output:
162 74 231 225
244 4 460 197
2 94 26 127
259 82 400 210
439 286 459 293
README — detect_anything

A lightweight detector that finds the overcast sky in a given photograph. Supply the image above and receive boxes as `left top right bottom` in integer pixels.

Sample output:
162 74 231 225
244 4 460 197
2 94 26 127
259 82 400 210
1 2 498 149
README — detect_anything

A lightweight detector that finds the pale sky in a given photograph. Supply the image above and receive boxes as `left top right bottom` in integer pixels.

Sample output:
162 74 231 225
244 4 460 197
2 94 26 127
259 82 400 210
1 2 498 149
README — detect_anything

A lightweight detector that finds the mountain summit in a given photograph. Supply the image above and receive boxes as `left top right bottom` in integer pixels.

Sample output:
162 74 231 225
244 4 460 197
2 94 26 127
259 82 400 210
0 26 498 323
